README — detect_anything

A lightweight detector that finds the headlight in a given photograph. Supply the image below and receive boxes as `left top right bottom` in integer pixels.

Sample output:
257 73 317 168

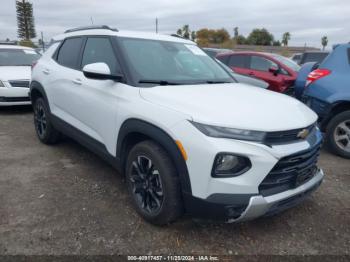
191 121 266 142
0 80 5 87
212 153 251 177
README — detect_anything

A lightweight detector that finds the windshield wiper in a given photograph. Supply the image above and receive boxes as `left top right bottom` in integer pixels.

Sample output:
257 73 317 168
205 80 232 84
138 80 182 86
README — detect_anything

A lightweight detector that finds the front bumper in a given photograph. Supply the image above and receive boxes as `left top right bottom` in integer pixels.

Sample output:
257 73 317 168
0 86 31 106
231 168 323 222
184 168 323 222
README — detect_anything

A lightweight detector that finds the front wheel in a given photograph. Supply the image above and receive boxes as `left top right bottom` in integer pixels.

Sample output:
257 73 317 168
125 140 183 225
325 110 350 159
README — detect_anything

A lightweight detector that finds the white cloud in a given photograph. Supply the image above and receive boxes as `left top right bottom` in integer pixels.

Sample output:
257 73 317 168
1 0 349 48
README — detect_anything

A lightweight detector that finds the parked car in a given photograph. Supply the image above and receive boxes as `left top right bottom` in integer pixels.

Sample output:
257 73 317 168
298 43 350 158
0 45 41 106
216 59 269 89
290 53 302 64
203 48 232 58
216 51 300 93
31 25 324 225
298 51 329 65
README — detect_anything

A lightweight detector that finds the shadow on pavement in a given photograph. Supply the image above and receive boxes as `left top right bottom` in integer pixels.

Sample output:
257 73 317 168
0 105 33 115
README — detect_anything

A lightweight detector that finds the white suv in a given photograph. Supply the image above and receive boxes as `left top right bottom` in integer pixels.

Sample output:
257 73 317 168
0 45 40 106
30 26 324 225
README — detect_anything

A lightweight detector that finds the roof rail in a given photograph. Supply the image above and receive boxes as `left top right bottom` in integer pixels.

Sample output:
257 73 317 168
170 34 194 42
64 25 118 34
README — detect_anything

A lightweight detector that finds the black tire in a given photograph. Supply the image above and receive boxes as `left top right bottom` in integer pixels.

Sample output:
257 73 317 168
325 110 350 159
125 140 183 225
33 97 61 144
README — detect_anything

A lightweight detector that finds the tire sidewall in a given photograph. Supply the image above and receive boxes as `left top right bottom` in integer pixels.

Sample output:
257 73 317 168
326 110 350 159
125 141 183 225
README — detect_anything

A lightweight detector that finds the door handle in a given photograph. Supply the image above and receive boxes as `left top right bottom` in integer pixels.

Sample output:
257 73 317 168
43 69 50 75
72 78 82 85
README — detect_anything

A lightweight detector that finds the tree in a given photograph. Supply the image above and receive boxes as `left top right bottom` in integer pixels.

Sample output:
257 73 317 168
233 27 239 39
273 40 281 46
196 28 230 45
282 32 291 46
191 31 196 41
16 0 36 40
176 25 192 39
246 28 274 46
321 36 328 51
236 35 247 45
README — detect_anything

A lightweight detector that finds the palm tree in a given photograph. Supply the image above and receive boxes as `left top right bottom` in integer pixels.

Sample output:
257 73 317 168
182 25 190 39
282 32 291 46
321 36 328 51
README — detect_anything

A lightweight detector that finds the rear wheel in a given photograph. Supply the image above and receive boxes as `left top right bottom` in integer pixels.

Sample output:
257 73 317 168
325 110 350 159
125 140 183 225
33 97 61 144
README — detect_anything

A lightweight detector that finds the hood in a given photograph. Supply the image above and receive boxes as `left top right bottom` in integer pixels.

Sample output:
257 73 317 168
140 83 317 132
0 66 31 81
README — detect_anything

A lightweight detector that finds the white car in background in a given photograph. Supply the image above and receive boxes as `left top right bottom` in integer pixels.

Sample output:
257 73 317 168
0 45 41 106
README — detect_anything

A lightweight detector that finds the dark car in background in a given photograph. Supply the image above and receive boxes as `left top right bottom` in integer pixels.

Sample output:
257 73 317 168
299 43 350 158
215 59 269 89
217 51 300 93
202 47 232 58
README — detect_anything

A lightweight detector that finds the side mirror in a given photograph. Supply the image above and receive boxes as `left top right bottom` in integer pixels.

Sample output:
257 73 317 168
268 66 279 75
82 63 122 81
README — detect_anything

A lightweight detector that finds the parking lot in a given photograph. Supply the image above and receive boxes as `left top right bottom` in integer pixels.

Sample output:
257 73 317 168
0 106 349 256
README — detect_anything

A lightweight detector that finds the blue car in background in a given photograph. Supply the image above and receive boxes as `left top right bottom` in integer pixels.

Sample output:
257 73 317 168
298 43 350 158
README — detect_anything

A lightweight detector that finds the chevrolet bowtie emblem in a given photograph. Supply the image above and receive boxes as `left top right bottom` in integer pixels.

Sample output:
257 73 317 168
297 129 309 139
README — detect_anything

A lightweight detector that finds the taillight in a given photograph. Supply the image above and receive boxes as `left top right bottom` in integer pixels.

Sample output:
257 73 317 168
306 69 331 87
31 61 38 70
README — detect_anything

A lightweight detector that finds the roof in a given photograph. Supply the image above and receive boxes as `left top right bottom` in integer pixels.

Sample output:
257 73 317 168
52 28 194 44
0 45 35 50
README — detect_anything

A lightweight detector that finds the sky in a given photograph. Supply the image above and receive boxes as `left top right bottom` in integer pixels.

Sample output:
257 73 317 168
1 0 350 49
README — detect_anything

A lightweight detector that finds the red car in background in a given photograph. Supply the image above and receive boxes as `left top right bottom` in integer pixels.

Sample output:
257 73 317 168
216 51 300 93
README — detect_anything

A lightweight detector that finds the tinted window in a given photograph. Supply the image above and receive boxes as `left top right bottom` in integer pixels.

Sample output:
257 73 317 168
0 49 40 66
250 56 277 71
302 53 329 64
81 37 119 73
56 37 83 69
229 55 249 68
347 49 350 65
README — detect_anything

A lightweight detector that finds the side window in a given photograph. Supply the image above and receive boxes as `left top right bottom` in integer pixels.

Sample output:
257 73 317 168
250 56 278 72
229 55 249 68
56 37 83 69
81 37 119 73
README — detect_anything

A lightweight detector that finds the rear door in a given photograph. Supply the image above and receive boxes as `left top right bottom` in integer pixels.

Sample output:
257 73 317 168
48 37 85 125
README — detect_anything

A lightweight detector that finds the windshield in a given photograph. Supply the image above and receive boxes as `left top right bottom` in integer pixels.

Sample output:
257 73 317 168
0 49 41 66
271 54 300 72
118 38 234 86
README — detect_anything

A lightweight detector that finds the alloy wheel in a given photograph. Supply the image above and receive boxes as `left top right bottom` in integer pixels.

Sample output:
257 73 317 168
34 101 47 138
129 156 164 214
334 120 350 153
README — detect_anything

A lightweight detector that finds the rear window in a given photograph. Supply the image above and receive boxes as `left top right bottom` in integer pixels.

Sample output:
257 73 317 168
56 37 83 69
302 53 329 64
229 55 250 68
